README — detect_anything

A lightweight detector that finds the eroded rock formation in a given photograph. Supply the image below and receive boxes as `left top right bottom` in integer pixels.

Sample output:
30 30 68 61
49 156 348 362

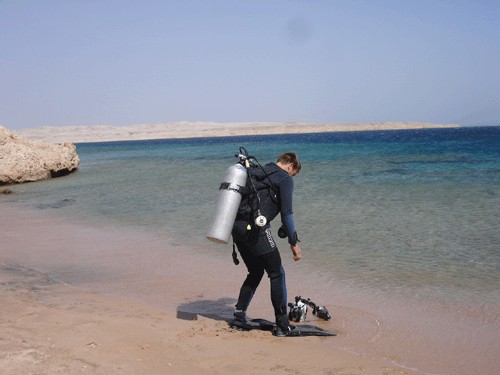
0 125 80 185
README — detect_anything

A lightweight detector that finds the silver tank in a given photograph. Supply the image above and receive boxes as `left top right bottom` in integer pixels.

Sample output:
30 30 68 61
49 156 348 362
206 163 247 244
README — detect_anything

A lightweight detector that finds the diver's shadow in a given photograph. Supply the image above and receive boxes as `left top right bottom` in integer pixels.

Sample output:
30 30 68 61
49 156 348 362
176 297 236 321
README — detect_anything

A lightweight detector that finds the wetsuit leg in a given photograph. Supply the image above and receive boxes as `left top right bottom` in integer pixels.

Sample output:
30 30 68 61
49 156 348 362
233 222 287 316
234 245 265 312
234 242 287 317
261 249 288 317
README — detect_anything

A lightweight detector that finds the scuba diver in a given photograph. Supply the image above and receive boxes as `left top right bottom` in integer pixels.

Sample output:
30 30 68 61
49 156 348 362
230 152 302 337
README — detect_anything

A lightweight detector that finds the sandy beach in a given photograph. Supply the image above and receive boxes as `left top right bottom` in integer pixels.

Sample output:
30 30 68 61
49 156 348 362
0 203 418 375
3 122 498 375
0 267 411 375
15 121 459 144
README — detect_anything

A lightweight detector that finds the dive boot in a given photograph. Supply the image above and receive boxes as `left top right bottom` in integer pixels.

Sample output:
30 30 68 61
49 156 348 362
229 310 248 329
273 315 295 337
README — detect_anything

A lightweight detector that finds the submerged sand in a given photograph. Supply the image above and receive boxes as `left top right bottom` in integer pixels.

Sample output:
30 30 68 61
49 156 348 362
0 204 418 375
1 203 498 374
16 121 459 143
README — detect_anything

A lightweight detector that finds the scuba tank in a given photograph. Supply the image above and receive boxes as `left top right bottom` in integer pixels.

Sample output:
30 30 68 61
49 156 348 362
206 148 249 244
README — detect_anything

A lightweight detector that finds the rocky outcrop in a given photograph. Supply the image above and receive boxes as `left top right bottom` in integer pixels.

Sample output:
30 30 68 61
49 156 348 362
0 125 80 185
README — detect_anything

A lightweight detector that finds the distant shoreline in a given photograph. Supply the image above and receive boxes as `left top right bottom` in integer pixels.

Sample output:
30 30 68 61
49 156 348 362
16 121 460 144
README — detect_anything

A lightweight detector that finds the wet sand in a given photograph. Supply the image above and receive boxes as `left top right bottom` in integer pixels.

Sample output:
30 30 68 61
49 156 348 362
1 202 499 374
0 203 420 375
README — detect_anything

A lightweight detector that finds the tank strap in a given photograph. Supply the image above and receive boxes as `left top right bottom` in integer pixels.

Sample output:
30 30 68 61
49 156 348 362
219 182 249 195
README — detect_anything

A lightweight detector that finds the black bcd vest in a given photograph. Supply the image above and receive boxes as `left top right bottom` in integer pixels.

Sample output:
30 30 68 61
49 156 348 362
237 164 284 223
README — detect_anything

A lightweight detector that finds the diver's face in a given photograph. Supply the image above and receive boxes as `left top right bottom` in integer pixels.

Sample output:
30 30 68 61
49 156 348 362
288 164 299 177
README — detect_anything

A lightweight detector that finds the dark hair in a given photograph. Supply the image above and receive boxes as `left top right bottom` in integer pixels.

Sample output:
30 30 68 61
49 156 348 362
277 152 301 173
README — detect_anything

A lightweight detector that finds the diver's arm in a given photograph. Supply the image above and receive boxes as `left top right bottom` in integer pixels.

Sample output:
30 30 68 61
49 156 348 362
283 213 302 261
282 213 299 245
279 176 302 261
279 176 299 243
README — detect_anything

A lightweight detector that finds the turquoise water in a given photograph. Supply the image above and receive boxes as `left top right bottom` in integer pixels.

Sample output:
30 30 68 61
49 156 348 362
6 126 500 308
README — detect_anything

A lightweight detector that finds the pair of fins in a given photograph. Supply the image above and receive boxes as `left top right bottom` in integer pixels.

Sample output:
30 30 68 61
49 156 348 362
229 318 336 337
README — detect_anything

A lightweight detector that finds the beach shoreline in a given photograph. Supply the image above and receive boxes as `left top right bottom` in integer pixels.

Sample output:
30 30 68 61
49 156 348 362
0 265 418 375
1 202 498 374
15 121 460 144
0 202 421 375
3 124 498 375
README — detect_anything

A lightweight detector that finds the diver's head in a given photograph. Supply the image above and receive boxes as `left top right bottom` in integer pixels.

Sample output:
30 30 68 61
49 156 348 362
277 152 301 176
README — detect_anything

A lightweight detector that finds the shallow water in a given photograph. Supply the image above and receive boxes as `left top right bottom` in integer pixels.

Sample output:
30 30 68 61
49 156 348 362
2 126 500 374
7 127 500 308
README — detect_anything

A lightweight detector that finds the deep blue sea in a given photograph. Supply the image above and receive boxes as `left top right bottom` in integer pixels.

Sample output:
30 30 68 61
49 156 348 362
7 126 500 309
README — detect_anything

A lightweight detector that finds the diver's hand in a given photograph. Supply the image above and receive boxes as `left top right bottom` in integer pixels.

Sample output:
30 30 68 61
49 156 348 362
291 244 302 261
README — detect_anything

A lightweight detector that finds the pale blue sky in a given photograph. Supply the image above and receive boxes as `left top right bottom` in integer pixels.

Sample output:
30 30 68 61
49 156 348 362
1 0 499 130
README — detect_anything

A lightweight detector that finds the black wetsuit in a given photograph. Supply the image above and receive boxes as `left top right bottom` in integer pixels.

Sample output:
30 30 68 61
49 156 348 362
232 162 298 319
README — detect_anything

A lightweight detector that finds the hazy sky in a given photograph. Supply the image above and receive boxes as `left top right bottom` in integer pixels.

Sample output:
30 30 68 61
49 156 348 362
1 0 499 130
